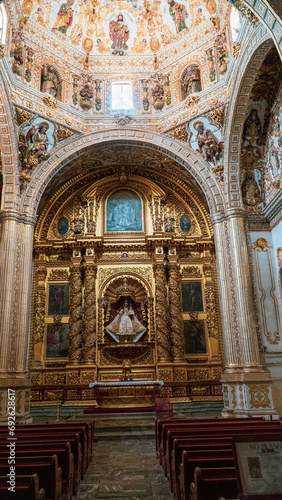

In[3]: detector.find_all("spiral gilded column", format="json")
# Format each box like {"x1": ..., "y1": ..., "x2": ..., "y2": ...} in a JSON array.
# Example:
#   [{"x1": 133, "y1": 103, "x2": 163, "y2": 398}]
[
  {"x1": 168, "y1": 264, "x2": 185, "y2": 362},
  {"x1": 82, "y1": 265, "x2": 97, "y2": 364},
  {"x1": 153, "y1": 263, "x2": 171, "y2": 362},
  {"x1": 68, "y1": 263, "x2": 83, "y2": 364}
]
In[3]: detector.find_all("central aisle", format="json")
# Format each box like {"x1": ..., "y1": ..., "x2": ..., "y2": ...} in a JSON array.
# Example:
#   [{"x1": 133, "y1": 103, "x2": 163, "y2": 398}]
[{"x1": 76, "y1": 437, "x2": 173, "y2": 499}]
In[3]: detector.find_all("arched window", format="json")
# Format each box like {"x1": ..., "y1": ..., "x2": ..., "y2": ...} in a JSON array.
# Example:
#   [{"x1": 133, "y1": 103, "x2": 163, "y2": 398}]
[
  {"x1": 230, "y1": 6, "x2": 241, "y2": 43},
  {"x1": 112, "y1": 82, "x2": 133, "y2": 110},
  {"x1": 0, "y1": 4, "x2": 8, "y2": 44}
]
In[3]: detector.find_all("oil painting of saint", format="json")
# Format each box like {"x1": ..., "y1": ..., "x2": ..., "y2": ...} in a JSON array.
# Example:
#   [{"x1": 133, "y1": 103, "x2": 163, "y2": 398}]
[
  {"x1": 48, "y1": 284, "x2": 69, "y2": 316},
  {"x1": 52, "y1": 0, "x2": 75, "y2": 35},
  {"x1": 107, "y1": 189, "x2": 143, "y2": 232},
  {"x1": 46, "y1": 324, "x2": 69, "y2": 358},
  {"x1": 182, "y1": 281, "x2": 203, "y2": 312},
  {"x1": 184, "y1": 321, "x2": 207, "y2": 354},
  {"x1": 109, "y1": 14, "x2": 130, "y2": 55},
  {"x1": 106, "y1": 300, "x2": 146, "y2": 342}
]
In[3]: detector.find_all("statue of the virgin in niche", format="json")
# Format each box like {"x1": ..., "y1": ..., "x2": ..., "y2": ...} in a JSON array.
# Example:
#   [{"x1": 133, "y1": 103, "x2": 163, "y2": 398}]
[{"x1": 106, "y1": 301, "x2": 146, "y2": 342}]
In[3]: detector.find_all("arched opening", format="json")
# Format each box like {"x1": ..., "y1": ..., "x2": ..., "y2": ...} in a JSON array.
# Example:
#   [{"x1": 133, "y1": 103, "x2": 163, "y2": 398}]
[{"x1": 29, "y1": 141, "x2": 224, "y2": 406}]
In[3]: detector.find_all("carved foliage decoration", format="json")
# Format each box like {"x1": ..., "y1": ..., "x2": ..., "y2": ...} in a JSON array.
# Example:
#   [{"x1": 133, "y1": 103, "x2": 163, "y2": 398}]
[
  {"x1": 15, "y1": 107, "x2": 32, "y2": 125},
  {"x1": 205, "y1": 286, "x2": 219, "y2": 339},
  {"x1": 48, "y1": 269, "x2": 70, "y2": 281},
  {"x1": 182, "y1": 266, "x2": 202, "y2": 278},
  {"x1": 249, "y1": 385, "x2": 271, "y2": 409},
  {"x1": 167, "y1": 124, "x2": 188, "y2": 143},
  {"x1": 57, "y1": 126, "x2": 74, "y2": 142}
]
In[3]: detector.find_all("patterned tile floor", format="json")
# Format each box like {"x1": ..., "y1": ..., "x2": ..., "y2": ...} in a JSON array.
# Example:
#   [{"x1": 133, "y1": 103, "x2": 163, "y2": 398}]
[{"x1": 76, "y1": 437, "x2": 174, "y2": 500}]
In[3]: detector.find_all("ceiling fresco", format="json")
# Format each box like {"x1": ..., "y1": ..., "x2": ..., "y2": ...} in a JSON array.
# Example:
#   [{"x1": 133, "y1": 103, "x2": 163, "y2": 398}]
[{"x1": 21, "y1": 0, "x2": 224, "y2": 55}]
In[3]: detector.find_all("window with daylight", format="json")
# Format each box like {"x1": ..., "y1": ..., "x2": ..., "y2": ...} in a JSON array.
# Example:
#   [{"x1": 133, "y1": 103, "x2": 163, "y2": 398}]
[
  {"x1": 0, "y1": 4, "x2": 7, "y2": 44},
  {"x1": 112, "y1": 81, "x2": 133, "y2": 110},
  {"x1": 230, "y1": 6, "x2": 241, "y2": 42}
]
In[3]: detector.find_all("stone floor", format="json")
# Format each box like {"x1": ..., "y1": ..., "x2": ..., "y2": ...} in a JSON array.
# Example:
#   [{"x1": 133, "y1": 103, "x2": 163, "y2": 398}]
[{"x1": 76, "y1": 437, "x2": 173, "y2": 500}]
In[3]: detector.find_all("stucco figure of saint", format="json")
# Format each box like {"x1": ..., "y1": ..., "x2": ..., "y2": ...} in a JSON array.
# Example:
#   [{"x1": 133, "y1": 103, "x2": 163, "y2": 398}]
[
  {"x1": 194, "y1": 121, "x2": 224, "y2": 166},
  {"x1": 241, "y1": 171, "x2": 261, "y2": 203},
  {"x1": 109, "y1": 14, "x2": 130, "y2": 55},
  {"x1": 106, "y1": 301, "x2": 146, "y2": 340},
  {"x1": 52, "y1": 0, "x2": 75, "y2": 35},
  {"x1": 19, "y1": 121, "x2": 50, "y2": 170},
  {"x1": 41, "y1": 65, "x2": 60, "y2": 98},
  {"x1": 243, "y1": 109, "x2": 262, "y2": 140},
  {"x1": 182, "y1": 64, "x2": 201, "y2": 99}
]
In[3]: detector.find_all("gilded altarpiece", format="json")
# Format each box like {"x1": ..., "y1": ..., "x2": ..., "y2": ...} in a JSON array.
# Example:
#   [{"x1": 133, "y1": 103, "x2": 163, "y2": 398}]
[{"x1": 30, "y1": 166, "x2": 223, "y2": 406}]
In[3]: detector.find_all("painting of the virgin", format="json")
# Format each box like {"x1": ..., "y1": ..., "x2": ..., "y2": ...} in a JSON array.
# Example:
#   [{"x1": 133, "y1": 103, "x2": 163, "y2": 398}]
[{"x1": 106, "y1": 189, "x2": 143, "y2": 232}]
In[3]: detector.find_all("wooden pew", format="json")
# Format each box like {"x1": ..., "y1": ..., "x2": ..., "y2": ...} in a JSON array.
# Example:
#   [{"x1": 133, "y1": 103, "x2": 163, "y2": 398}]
[
  {"x1": 0, "y1": 474, "x2": 45, "y2": 500},
  {"x1": 0, "y1": 434, "x2": 81, "y2": 493},
  {"x1": 0, "y1": 427, "x2": 88, "y2": 477},
  {"x1": 167, "y1": 422, "x2": 282, "y2": 488},
  {"x1": 171, "y1": 445, "x2": 233, "y2": 496},
  {"x1": 0, "y1": 443, "x2": 73, "y2": 498},
  {"x1": 0, "y1": 455, "x2": 62, "y2": 500},
  {"x1": 164, "y1": 422, "x2": 282, "y2": 476},
  {"x1": 188, "y1": 467, "x2": 238, "y2": 500},
  {"x1": 160, "y1": 420, "x2": 281, "y2": 468},
  {"x1": 10, "y1": 422, "x2": 94, "y2": 464},
  {"x1": 155, "y1": 416, "x2": 265, "y2": 458}
]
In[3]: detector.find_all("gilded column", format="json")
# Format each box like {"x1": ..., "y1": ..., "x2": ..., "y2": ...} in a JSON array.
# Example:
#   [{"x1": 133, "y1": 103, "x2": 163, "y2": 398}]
[
  {"x1": 168, "y1": 264, "x2": 185, "y2": 362},
  {"x1": 153, "y1": 263, "x2": 171, "y2": 362},
  {"x1": 82, "y1": 257, "x2": 97, "y2": 364},
  {"x1": 68, "y1": 255, "x2": 83, "y2": 364}
]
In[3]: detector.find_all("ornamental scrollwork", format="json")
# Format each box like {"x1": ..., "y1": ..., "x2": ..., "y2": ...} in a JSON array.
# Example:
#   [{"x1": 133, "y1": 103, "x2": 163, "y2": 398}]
[{"x1": 249, "y1": 385, "x2": 271, "y2": 409}]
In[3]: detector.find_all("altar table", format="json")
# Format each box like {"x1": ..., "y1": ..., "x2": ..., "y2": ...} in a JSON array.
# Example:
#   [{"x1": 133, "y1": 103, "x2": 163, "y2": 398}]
[{"x1": 89, "y1": 380, "x2": 164, "y2": 407}]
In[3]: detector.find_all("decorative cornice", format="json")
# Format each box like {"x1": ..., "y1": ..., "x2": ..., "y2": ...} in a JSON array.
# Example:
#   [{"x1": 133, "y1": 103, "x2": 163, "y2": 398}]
[{"x1": 0, "y1": 210, "x2": 37, "y2": 226}]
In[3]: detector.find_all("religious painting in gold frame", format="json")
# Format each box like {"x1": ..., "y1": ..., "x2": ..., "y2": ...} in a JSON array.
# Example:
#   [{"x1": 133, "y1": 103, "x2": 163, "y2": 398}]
[{"x1": 105, "y1": 188, "x2": 144, "y2": 233}]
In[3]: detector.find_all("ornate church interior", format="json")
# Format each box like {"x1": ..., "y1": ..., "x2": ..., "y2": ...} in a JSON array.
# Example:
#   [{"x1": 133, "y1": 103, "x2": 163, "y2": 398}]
[{"x1": 0, "y1": 0, "x2": 282, "y2": 498}]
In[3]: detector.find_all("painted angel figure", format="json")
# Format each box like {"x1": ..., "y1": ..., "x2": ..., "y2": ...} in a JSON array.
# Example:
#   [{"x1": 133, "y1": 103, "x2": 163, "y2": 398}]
[
  {"x1": 109, "y1": 14, "x2": 130, "y2": 55},
  {"x1": 52, "y1": 0, "x2": 75, "y2": 35}
]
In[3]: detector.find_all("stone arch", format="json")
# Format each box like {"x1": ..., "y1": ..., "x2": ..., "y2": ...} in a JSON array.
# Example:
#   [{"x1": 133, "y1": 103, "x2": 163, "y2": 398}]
[
  {"x1": 0, "y1": 70, "x2": 20, "y2": 211},
  {"x1": 19, "y1": 129, "x2": 226, "y2": 216},
  {"x1": 241, "y1": 0, "x2": 282, "y2": 59},
  {"x1": 224, "y1": 24, "x2": 273, "y2": 206}
]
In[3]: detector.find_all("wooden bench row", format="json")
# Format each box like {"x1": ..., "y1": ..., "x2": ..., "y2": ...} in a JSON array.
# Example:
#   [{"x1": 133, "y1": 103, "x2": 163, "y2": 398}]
[
  {"x1": 156, "y1": 416, "x2": 282, "y2": 500},
  {"x1": 0, "y1": 421, "x2": 94, "y2": 500},
  {"x1": 0, "y1": 474, "x2": 45, "y2": 500}
]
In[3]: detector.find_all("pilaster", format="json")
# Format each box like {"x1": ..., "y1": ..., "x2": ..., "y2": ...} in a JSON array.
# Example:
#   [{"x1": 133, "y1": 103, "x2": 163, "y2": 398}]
[
  {"x1": 211, "y1": 209, "x2": 279, "y2": 418},
  {"x1": 0, "y1": 210, "x2": 36, "y2": 423}
]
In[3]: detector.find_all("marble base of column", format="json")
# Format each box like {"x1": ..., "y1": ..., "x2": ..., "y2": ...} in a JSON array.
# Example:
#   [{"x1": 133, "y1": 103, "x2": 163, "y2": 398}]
[
  {"x1": 0, "y1": 377, "x2": 32, "y2": 424},
  {"x1": 221, "y1": 370, "x2": 279, "y2": 419}
]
